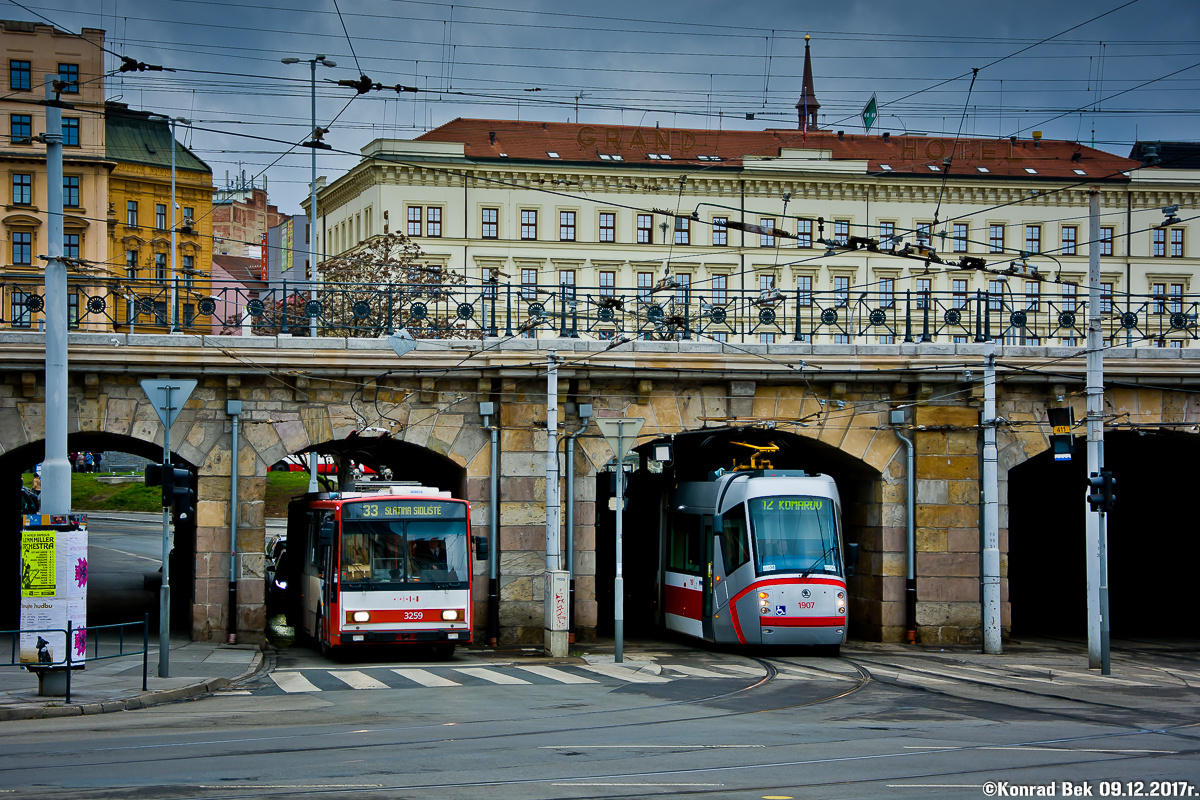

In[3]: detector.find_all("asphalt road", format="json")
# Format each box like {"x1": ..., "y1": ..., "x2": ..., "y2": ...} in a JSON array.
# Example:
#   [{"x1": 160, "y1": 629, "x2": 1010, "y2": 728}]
[
  {"x1": 86, "y1": 514, "x2": 164, "y2": 627},
  {"x1": 0, "y1": 643, "x2": 1197, "y2": 800}
]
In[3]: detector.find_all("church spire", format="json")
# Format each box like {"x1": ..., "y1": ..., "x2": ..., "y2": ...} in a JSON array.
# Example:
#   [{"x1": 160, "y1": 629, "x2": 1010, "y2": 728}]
[{"x1": 796, "y1": 33, "x2": 820, "y2": 132}]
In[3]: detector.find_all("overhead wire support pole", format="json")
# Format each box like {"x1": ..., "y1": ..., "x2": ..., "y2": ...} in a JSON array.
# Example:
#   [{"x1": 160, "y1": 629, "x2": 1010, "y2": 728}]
[
  {"x1": 1085, "y1": 187, "x2": 1108, "y2": 673},
  {"x1": 981, "y1": 339, "x2": 1001, "y2": 654}
]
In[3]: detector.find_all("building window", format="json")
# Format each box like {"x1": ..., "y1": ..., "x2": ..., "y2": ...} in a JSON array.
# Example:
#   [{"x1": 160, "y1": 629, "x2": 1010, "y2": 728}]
[
  {"x1": 878, "y1": 221, "x2": 895, "y2": 247},
  {"x1": 481, "y1": 208, "x2": 498, "y2": 239},
  {"x1": 521, "y1": 210, "x2": 537, "y2": 240},
  {"x1": 989, "y1": 225, "x2": 1004, "y2": 253},
  {"x1": 60, "y1": 176, "x2": 79, "y2": 208},
  {"x1": 1025, "y1": 281, "x2": 1040, "y2": 311},
  {"x1": 1061, "y1": 226, "x2": 1077, "y2": 256},
  {"x1": 1061, "y1": 282, "x2": 1077, "y2": 312},
  {"x1": 12, "y1": 291, "x2": 31, "y2": 328},
  {"x1": 68, "y1": 292, "x2": 79, "y2": 329},
  {"x1": 64, "y1": 233, "x2": 80, "y2": 259},
  {"x1": 407, "y1": 207, "x2": 421, "y2": 236},
  {"x1": 155, "y1": 252, "x2": 167, "y2": 283},
  {"x1": 12, "y1": 231, "x2": 32, "y2": 265},
  {"x1": 1152, "y1": 283, "x2": 1169, "y2": 314},
  {"x1": 521, "y1": 268, "x2": 537, "y2": 300},
  {"x1": 953, "y1": 223, "x2": 969, "y2": 253},
  {"x1": 834, "y1": 334, "x2": 850, "y2": 344},
  {"x1": 915, "y1": 277, "x2": 932, "y2": 308},
  {"x1": 760, "y1": 333, "x2": 776, "y2": 344},
  {"x1": 834, "y1": 276, "x2": 850, "y2": 307},
  {"x1": 674, "y1": 216, "x2": 689, "y2": 245},
  {"x1": 1025, "y1": 225, "x2": 1041, "y2": 253},
  {"x1": 988, "y1": 280, "x2": 1004, "y2": 311},
  {"x1": 559, "y1": 211, "x2": 576, "y2": 242},
  {"x1": 760, "y1": 218, "x2": 775, "y2": 247},
  {"x1": 797, "y1": 275, "x2": 812, "y2": 306},
  {"x1": 916, "y1": 222, "x2": 932, "y2": 247},
  {"x1": 183, "y1": 207, "x2": 194, "y2": 225},
  {"x1": 12, "y1": 173, "x2": 31, "y2": 205},
  {"x1": 559, "y1": 269, "x2": 576, "y2": 299},
  {"x1": 599, "y1": 213, "x2": 615, "y2": 243},
  {"x1": 797, "y1": 219, "x2": 812, "y2": 248},
  {"x1": 636, "y1": 271, "x2": 653, "y2": 299},
  {"x1": 182, "y1": 255, "x2": 195, "y2": 288},
  {"x1": 1099, "y1": 226, "x2": 1113, "y2": 256},
  {"x1": 9, "y1": 60, "x2": 31, "y2": 91},
  {"x1": 675, "y1": 273, "x2": 691, "y2": 305},
  {"x1": 953, "y1": 278, "x2": 969, "y2": 308},
  {"x1": 156, "y1": 203, "x2": 167, "y2": 230},
  {"x1": 833, "y1": 220, "x2": 850, "y2": 246},
  {"x1": 10, "y1": 114, "x2": 32, "y2": 144},
  {"x1": 712, "y1": 274, "x2": 728, "y2": 305},
  {"x1": 125, "y1": 250, "x2": 138, "y2": 278},
  {"x1": 1153, "y1": 228, "x2": 1166, "y2": 257},
  {"x1": 712, "y1": 217, "x2": 727, "y2": 246},
  {"x1": 62, "y1": 117, "x2": 80, "y2": 146},
  {"x1": 599, "y1": 270, "x2": 615, "y2": 297},
  {"x1": 637, "y1": 214, "x2": 653, "y2": 244},
  {"x1": 182, "y1": 303, "x2": 195, "y2": 328},
  {"x1": 127, "y1": 201, "x2": 138, "y2": 227},
  {"x1": 712, "y1": 332, "x2": 728, "y2": 343},
  {"x1": 879, "y1": 277, "x2": 895, "y2": 308},
  {"x1": 426, "y1": 207, "x2": 442, "y2": 238},
  {"x1": 1170, "y1": 282, "x2": 1184, "y2": 313},
  {"x1": 57, "y1": 63, "x2": 79, "y2": 93},
  {"x1": 1101, "y1": 282, "x2": 1114, "y2": 314},
  {"x1": 1170, "y1": 228, "x2": 1184, "y2": 257}
]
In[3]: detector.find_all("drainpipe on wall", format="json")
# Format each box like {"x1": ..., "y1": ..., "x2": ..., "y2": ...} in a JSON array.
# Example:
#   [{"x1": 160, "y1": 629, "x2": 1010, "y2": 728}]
[
  {"x1": 891, "y1": 409, "x2": 917, "y2": 644},
  {"x1": 481, "y1": 401, "x2": 500, "y2": 647},
  {"x1": 563, "y1": 403, "x2": 592, "y2": 644},
  {"x1": 227, "y1": 400, "x2": 242, "y2": 645}
]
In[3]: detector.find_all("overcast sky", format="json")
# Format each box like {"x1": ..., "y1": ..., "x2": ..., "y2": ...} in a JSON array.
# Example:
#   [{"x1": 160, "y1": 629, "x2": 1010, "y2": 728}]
[{"x1": 18, "y1": 0, "x2": 1200, "y2": 213}]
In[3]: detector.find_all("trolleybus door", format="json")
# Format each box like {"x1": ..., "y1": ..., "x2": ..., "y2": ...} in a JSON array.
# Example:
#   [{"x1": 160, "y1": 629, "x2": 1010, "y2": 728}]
[{"x1": 318, "y1": 513, "x2": 336, "y2": 644}]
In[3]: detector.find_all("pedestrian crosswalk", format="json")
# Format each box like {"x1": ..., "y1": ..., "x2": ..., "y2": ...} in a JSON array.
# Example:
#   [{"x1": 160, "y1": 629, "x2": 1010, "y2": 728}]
[{"x1": 261, "y1": 660, "x2": 784, "y2": 695}]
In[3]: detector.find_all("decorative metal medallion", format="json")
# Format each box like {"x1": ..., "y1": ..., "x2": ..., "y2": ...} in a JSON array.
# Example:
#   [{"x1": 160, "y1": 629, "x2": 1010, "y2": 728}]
[
  {"x1": 647, "y1": 304, "x2": 664, "y2": 322},
  {"x1": 1120, "y1": 311, "x2": 1138, "y2": 329},
  {"x1": 137, "y1": 297, "x2": 156, "y2": 316},
  {"x1": 710, "y1": 306, "x2": 727, "y2": 324},
  {"x1": 944, "y1": 308, "x2": 962, "y2": 325},
  {"x1": 26, "y1": 294, "x2": 44, "y2": 312},
  {"x1": 1010, "y1": 310, "x2": 1028, "y2": 327},
  {"x1": 1058, "y1": 311, "x2": 1076, "y2": 328},
  {"x1": 597, "y1": 307, "x2": 615, "y2": 323},
  {"x1": 869, "y1": 309, "x2": 887, "y2": 326},
  {"x1": 85, "y1": 296, "x2": 107, "y2": 314},
  {"x1": 456, "y1": 302, "x2": 474, "y2": 320},
  {"x1": 1170, "y1": 311, "x2": 1187, "y2": 329},
  {"x1": 197, "y1": 296, "x2": 217, "y2": 316},
  {"x1": 247, "y1": 298, "x2": 266, "y2": 318},
  {"x1": 352, "y1": 300, "x2": 371, "y2": 319},
  {"x1": 305, "y1": 300, "x2": 322, "y2": 318},
  {"x1": 820, "y1": 308, "x2": 839, "y2": 325},
  {"x1": 758, "y1": 308, "x2": 776, "y2": 325},
  {"x1": 528, "y1": 302, "x2": 544, "y2": 318},
  {"x1": 409, "y1": 302, "x2": 428, "y2": 321}
]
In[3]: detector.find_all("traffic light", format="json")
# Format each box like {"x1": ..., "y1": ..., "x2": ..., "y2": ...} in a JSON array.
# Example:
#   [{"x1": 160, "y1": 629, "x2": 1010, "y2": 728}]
[
  {"x1": 144, "y1": 462, "x2": 170, "y2": 507},
  {"x1": 169, "y1": 467, "x2": 196, "y2": 521},
  {"x1": 1047, "y1": 407, "x2": 1074, "y2": 462},
  {"x1": 1087, "y1": 469, "x2": 1116, "y2": 513}
]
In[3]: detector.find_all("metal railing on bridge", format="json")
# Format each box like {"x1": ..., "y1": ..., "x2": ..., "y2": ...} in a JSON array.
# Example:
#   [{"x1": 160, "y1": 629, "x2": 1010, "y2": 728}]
[{"x1": 2, "y1": 275, "x2": 1197, "y2": 346}]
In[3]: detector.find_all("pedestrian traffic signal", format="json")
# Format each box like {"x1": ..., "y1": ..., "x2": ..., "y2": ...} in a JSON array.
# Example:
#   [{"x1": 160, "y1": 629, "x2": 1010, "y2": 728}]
[
  {"x1": 169, "y1": 467, "x2": 196, "y2": 521},
  {"x1": 1086, "y1": 469, "x2": 1116, "y2": 513},
  {"x1": 1047, "y1": 407, "x2": 1074, "y2": 462}
]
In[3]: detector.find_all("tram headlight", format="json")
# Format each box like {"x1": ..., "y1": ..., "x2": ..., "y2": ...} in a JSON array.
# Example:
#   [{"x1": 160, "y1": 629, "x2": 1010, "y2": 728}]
[
  {"x1": 442, "y1": 609, "x2": 461, "y2": 621},
  {"x1": 758, "y1": 592, "x2": 770, "y2": 599},
  {"x1": 837, "y1": 592, "x2": 845, "y2": 600},
  {"x1": 760, "y1": 605, "x2": 770, "y2": 615},
  {"x1": 352, "y1": 611, "x2": 371, "y2": 623}
]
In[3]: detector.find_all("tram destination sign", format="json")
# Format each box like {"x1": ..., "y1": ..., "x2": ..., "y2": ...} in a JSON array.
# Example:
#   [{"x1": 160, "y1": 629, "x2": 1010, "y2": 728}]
[{"x1": 343, "y1": 500, "x2": 466, "y2": 520}]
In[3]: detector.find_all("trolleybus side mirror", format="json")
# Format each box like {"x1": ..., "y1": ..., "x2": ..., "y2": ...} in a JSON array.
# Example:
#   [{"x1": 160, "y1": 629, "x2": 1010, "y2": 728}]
[
  {"x1": 472, "y1": 535, "x2": 489, "y2": 561},
  {"x1": 845, "y1": 542, "x2": 860, "y2": 577},
  {"x1": 318, "y1": 516, "x2": 335, "y2": 547}
]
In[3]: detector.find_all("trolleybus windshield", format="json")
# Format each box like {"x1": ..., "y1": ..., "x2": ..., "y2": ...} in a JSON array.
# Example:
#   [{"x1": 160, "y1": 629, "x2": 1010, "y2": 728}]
[
  {"x1": 340, "y1": 518, "x2": 469, "y2": 588},
  {"x1": 748, "y1": 496, "x2": 839, "y2": 577}
]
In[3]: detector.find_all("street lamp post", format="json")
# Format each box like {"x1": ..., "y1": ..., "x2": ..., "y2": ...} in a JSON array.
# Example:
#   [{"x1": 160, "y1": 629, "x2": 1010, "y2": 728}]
[{"x1": 282, "y1": 55, "x2": 336, "y2": 493}]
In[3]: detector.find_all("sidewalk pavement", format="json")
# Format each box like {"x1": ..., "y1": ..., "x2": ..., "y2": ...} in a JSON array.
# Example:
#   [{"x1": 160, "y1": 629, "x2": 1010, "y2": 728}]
[{"x1": 0, "y1": 633, "x2": 263, "y2": 721}]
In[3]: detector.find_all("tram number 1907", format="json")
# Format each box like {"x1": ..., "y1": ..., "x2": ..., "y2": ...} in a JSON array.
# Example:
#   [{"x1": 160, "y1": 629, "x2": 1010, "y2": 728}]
[{"x1": 798, "y1": 601, "x2": 815, "y2": 610}]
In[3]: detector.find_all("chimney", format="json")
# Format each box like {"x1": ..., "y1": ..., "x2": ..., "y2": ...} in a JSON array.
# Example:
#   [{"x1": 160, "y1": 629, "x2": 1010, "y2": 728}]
[
  {"x1": 883, "y1": 132, "x2": 890, "y2": 143},
  {"x1": 489, "y1": 131, "x2": 496, "y2": 145}
]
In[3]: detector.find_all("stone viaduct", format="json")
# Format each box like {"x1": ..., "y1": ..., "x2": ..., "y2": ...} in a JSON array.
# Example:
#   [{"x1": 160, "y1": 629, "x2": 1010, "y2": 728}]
[{"x1": 2, "y1": 330, "x2": 1198, "y2": 646}]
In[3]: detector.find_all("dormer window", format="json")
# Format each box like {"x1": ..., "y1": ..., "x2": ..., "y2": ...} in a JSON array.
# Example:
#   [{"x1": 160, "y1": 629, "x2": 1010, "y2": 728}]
[
  {"x1": 598, "y1": 153, "x2": 624, "y2": 162},
  {"x1": 696, "y1": 155, "x2": 724, "y2": 162},
  {"x1": 647, "y1": 153, "x2": 671, "y2": 160}
]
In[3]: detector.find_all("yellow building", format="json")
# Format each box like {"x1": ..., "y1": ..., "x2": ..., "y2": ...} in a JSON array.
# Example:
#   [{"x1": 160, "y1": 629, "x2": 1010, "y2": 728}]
[
  {"x1": 1, "y1": 20, "x2": 108, "y2": 329},
  {"x1": 105, "y1": 102, "x2": 213, "y2": 331}
]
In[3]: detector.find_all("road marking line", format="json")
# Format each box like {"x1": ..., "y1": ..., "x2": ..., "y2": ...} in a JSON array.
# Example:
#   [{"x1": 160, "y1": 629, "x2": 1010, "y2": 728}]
[
  {"x1": 390, "y1": 668, "x2": 460, "y2": 687},
  {"x1": 578, "y1": 663, "x2": 671, "y2": 683},
  {"x1": 715, "y1": 664, "x2": 766, "y2": 676},
  {"x1": 516, "y1": 665, "x2": 598, "y2": 684},
  {"x1": 663, "y1": 664, "x2": 736, "y2": 678},
  {"x1": 453, "y1": 667, "x2": 531, "y2": 685},
  {"x1": 552, "y1": 783, "x2": 724, "y2": 787},
  {"x1": 330, "y1": 670, "x2": 389, "y2": 690},
  {"x1": 904, "y1": 746, "x2": 1177, "y2": 753},
  {"x1": 91, "y1": 545, "x2": 159, "y2": 562},
  {"x1": 269, "y1": 672, "x2": 320, "y2": 693},
  {"x1": 540, "y1": 745, "x2": 763, "y2": 749}
]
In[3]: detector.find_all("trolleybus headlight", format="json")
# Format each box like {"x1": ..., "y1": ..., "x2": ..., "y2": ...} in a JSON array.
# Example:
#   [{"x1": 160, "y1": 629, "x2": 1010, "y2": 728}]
[
  {"x1": 352, "y1": 611, "x2": 371, "y2": 623},
  {"x1": 442, "y1": 609, "x2": 461, "y2": 621}
]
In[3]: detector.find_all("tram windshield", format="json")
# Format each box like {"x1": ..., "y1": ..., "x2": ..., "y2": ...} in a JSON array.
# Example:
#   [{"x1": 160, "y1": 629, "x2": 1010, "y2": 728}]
[
  {"x1": 748, "y1": 496, "x2": 840, "y2": 576},
  {"x1": 340, "y1": 519, "x2": 469, "y2": 587}
]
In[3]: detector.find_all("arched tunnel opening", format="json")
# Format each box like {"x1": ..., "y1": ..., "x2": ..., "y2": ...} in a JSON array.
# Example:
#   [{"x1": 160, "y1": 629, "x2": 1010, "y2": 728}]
[
  {"x1": 0, "y1": 433, "x2": 196, "y2": 632},
  {"x1": 1008, "y1": 430, "x2": 1200, "y2": 642},
  {"x1": 593, "y1": 426, "x2": 882, "y2": 641},
  {"x1": 296, "y1": 433, "x2": 468, "y2": 500}
]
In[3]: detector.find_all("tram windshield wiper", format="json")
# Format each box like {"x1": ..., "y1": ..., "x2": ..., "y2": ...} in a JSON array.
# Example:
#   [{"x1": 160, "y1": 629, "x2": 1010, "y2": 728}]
[{"x1": 797, "y1": 543, "x2": 837, "y2": 580}]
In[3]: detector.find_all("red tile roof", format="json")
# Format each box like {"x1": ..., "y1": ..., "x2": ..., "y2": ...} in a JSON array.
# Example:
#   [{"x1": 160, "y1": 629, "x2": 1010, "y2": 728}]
[{"x1": 416, "y1": 118, "x2": 1137, "y2": 181}]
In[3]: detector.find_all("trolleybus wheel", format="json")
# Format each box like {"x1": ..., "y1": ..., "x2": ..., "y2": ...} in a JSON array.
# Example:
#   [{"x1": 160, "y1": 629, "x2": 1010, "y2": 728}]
[{"x1": 431, "y1": 643, "x2": 455, "y2": 660}]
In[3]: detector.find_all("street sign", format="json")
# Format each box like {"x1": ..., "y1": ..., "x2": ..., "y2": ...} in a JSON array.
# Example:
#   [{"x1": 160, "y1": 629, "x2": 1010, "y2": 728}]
[
  {"x1": 388, "y1": 328, "x2": 417, "y2": 358},
  {"x1": 140, "y1": 379, "x2": 198, "y2": 430},
  {"x1": 861, "y1": 93, "x2": 878, "y2": 134},
  {"x1": 595, "y1": 418, "x2": 644, "y2": 459}
]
